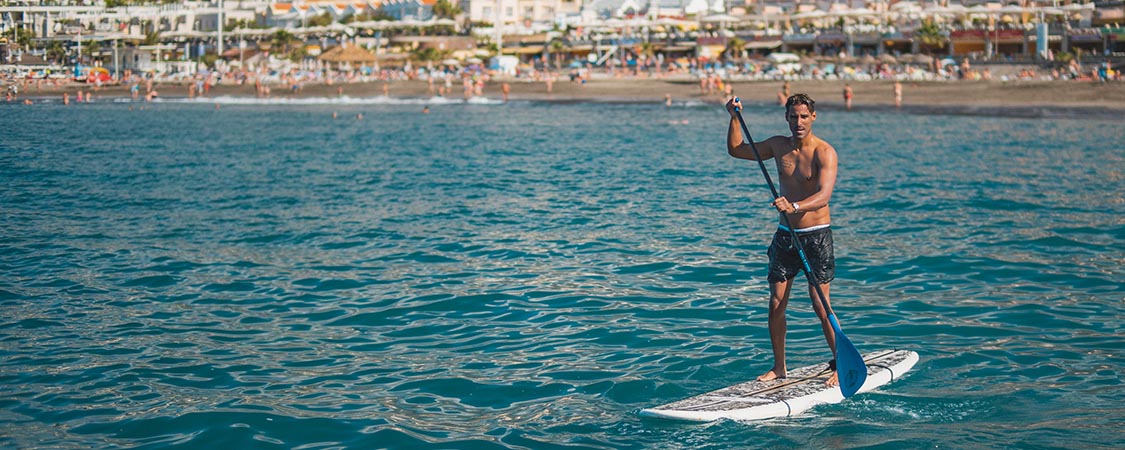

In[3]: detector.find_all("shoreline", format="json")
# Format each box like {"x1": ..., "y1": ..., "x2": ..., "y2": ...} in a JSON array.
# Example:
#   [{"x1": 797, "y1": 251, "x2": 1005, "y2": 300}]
[{"x1": 12, "y1": 77, "x2": 1125, "y2": 118}]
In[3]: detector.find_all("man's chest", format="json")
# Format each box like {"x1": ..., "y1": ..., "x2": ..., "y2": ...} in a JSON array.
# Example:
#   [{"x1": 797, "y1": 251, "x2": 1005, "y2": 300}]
[{"x1": 776, "y1": 151, "x2": 817, "y2": 182}]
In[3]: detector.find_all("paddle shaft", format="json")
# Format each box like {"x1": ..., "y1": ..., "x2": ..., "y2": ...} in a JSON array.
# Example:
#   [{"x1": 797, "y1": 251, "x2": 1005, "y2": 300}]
[{"x1": 731, "y1": 107, "x2": 835, "y2": 319}]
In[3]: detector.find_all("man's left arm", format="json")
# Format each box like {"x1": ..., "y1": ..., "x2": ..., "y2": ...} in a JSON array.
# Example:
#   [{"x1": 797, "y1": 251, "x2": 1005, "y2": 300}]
[{"x1": 793, "y1": 145, "x2": 839, "y2": 213}]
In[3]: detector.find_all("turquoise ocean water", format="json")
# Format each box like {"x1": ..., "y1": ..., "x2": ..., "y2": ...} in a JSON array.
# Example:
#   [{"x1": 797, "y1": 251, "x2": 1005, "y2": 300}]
[{"x1": 1, "y1": 97, "x2": 1122, "y2": 449}]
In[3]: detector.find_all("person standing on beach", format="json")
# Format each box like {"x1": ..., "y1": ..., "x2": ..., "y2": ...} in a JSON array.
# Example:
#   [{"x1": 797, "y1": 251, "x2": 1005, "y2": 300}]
[
  {"x1": 843, "y1": 84, "x2": 853, "y2": 110},
  {"x1": 894, "y1": 81, "x2": 902, "y2": 108},
  {"x1": 724, "y1": 93, "x2": 842, "y2": 387}
]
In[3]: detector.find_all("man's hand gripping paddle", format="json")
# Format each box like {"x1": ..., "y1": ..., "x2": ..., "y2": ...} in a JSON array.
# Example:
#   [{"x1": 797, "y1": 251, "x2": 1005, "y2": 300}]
[{"x1": 732, "y1": 97, "x2": 867, "y2": 397}]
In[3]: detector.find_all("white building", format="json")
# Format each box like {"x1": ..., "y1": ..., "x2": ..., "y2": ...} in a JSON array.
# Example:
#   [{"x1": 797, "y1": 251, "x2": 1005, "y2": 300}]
[
  {"x1": 379, "y1": 0, "x2": 438, "y2": 21},
  {"x1": 463, "y1": 0, "x2": 585, "y2": 29}
]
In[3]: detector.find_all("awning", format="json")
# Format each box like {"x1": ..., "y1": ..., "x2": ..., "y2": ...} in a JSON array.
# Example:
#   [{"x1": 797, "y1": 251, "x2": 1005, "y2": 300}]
[
  {"x1": 507, "y1": 46, "x2": 545, "y2": 55},
  {"x1": 660, "y1": 45, "x2": 697, "y2": 52},
  {"x1": 744, "y1": 40, "x2": 782, "y2": 49}
]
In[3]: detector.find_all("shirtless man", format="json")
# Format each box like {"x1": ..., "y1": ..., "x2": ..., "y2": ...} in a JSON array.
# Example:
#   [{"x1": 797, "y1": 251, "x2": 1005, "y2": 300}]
[{"x1": 725, "y1": 93, "x2": 841, "y2": 387}]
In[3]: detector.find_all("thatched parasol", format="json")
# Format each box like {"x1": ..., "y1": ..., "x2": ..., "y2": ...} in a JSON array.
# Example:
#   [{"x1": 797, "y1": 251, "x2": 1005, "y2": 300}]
[
  {"x1": 318, "y1": 44, "x2": 377, "y2": 66},
  {"x1": 909, "y1": 54, "x2": 934, "y2": 65}
]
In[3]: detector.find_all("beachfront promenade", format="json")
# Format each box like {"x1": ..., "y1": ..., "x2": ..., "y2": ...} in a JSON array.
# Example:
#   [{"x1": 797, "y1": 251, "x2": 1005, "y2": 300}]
[
  {"x1": 3, "y1": 0, "x2": 1123, "y2": 78},
  {"x1": 2, "y1": 1, "x2": 1122, "y2": 110}
]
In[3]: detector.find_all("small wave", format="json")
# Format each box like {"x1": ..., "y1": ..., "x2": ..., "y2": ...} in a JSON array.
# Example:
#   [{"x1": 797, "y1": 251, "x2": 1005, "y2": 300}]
[{"x1": 162, "y1": 95, "x2": 504, "y2": 106}]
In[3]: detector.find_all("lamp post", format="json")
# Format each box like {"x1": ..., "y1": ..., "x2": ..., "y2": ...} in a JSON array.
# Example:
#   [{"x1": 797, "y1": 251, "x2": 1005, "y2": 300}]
[
  {"x1": 217, "y1": 0, "x2": 224, "y2": 57},
  {"x1": 495, "y1": 0, "x2": 503, "y2": 58}
]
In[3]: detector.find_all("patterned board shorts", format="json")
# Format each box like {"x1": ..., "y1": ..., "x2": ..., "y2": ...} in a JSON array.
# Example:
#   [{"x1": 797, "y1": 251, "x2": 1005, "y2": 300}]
[{"x1": 767, "y1": 226, "x2": 835, "y2": 284}]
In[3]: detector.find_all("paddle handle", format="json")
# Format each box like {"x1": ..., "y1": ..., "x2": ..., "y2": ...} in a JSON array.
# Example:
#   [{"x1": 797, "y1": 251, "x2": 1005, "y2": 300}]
[{"x1": 731, "y1": 100, "x2": 834, "y2": 319}]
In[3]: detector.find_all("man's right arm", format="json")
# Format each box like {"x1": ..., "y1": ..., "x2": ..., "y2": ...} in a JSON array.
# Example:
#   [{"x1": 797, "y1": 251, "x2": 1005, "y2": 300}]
[
  {"x1": 725, "y1": 98, "x2": 774, "y2": 161},
  {"x1": 727, "y1": 118, "x2": 775, "y2": 161}
]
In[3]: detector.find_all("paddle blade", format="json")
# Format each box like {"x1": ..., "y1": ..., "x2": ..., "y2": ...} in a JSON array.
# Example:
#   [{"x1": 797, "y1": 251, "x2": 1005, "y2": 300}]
[{"x1": 829, "y1": 315, "x2": 867, "y2": 398}]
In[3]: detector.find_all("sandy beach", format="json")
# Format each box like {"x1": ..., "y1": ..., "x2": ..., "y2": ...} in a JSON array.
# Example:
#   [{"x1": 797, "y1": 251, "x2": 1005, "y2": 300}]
[{"x1": 16, "y1": 76, "x2": 1125, "y2": 117}]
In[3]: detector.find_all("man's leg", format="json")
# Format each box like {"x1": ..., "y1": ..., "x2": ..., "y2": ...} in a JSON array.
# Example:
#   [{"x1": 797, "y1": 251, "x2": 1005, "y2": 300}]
[
  {"x1": 808, "y1": 282, "x2": 839, "y2": 386},
  {"x1": 758, "y1": 278, "x2": 793, "y2": 381}
]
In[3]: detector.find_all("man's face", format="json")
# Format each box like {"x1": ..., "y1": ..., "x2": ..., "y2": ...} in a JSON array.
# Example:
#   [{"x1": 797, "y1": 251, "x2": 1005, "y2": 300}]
[{"x1": 786, "y1": 104, "x2": 816, "y2": 139}]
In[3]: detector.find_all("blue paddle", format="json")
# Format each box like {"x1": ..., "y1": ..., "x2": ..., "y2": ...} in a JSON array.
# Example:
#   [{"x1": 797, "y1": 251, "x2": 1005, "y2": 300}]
[{"x1": 732, "y1": 98, "x2": 867, "y2": 398}]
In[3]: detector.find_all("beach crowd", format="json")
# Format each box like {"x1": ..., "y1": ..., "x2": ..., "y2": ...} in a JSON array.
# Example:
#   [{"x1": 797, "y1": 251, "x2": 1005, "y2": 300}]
[{"x1": 2, "y1": 51, "x2": 1119, "y2": 105}]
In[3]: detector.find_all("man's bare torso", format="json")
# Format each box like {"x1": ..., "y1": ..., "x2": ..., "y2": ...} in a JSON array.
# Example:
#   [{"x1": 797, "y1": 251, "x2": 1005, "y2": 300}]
[{"x1": 772, "y1": 136, "x2": 831, "y2": 229}]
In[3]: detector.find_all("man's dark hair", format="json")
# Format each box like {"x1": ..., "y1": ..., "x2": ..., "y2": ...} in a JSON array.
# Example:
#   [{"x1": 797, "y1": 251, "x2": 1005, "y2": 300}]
[{"x1": 785, "y1": 93, "x2": 816, "y2": 114}]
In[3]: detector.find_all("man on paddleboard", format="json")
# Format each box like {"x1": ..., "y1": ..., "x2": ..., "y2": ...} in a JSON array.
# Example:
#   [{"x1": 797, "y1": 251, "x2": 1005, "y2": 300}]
[{"x1": 725, "y1": 94, "x2": 841, "y2": 387}]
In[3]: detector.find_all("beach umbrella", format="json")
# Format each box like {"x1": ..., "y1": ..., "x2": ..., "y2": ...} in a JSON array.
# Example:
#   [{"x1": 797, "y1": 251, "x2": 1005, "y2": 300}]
[
  {"x1": 793, "y1": 10, "x2": 828, "y2": 20},
  {"x1": 891, "y1": 1, "x2": 922, "y2": 12},
  {"x1": 925, "y1": 4, "x2": 966, "y2": 16},
  {"x1": 860, "y1": 54, "x2": 876, "y2": 64},
  {"x1": 701, "y1": 14, "x2": 741, "y2": 23},
  {"x1": 1061, "y1": 3, "x2": 1094, "y2": 11},
  {"x1": 878, "y1": 53, "x2": 897, "y2": 64},
  {"x1": 967, "y1": 5, "x2": 992, "y2": 19},
  {"x1": 997, "y1": 5, "x2": 1032, "y2": 14},
  {"x1": 317, "y1": 44, "x2": 376, "y2": 65},
  {"x1": 767, "y1": 52, "x2": 801, "y2": 63},
  {"x1": 846, "y1": 7, "x2": 877, "y2": 17},
  {"x1": 910, "y1": 54, "x2": 933, "y2": 65}
]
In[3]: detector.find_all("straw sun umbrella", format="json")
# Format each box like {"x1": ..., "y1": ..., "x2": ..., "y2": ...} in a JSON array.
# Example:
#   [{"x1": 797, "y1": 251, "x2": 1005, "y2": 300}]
[{"x1": 318, "y1": 43, "x2": 377, "y2": 70}]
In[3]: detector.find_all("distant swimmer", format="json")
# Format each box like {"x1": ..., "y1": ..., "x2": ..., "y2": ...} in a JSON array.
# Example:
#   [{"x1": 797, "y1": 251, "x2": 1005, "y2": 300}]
[
  {"x1": 725, "y1": 93, "x2": 843, "y2": 388},
  {"x1": 422, "y1": 106, "x2": 430, "y2": 114},
  {"x1": 894, "y1": 81, "x2": 902, "y2": 108},
  {"x1": 665, "y1": 93, "x2": 672, "y2": 107}
]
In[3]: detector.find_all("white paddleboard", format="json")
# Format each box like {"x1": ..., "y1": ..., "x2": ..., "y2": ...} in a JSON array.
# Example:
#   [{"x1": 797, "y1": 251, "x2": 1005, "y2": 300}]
[{"x1": 639, "y1": 349, "x2": 918, "y2": 422}]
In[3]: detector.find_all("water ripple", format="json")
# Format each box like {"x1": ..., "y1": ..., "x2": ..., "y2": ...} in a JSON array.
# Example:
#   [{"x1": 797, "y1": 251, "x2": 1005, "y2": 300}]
[{"x1": 0, "y1": 102, "x2": 1122, "y2": 448}]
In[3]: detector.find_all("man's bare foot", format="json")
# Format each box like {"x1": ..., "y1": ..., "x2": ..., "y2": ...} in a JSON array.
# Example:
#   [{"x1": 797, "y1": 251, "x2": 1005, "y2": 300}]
[
  {"x1": 757, "y1": 368, "x2": 786, "y2": 382},
  {"x1": 826, "y1": 371, "x2": 839, "y2": 387}
]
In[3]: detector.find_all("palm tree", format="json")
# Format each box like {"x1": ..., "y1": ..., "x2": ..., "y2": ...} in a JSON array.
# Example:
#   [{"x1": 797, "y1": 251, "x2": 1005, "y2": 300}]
[
  {"x1": 46, "y1": 41, "x2": 67, "y2": 64},
  {"x1": 142, "y1": 30, "x2": 161, "y2": 46},
  {"x1": 411, "y1": 46, "x2": 451, "y2": 64},
  {"x1": 550, "y1": 39, "x2": 566, "y2": 69},
  {"x1": 272, "y1": 29, "x2": 297, "y2": 56},
  {"x1": 308, "y1": 13, "x2": 334, "y2": 27},
  {"x1": 82, "y1": 40, "x2": 103, "y2": 64},
  {"x1": 914, "y1": 19, "x2": 945, "y2": 55},
  {"x1": 432, "y1": 0, "x2": 462, "y2": 20},
  {"x1": 724, "y1": 37, "x2": 746, "y2": 61}
]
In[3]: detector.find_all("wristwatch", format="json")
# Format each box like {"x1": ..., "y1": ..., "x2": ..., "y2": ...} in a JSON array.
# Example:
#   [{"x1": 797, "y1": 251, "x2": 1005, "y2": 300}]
[{"x1": 792, "y1": 202, "x2": 800, "y2": 212}]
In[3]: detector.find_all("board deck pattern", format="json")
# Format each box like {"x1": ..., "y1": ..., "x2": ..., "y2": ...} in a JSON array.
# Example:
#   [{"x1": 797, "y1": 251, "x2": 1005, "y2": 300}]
[{"x1": 640, "y1": 349, "x2": 917, "y2": 422}]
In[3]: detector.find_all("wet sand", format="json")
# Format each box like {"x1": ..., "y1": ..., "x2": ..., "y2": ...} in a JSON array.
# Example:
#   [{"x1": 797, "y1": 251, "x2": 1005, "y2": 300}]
[{"x1": 17, "y1": 76, "x2": 1125, "y2": 117}]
